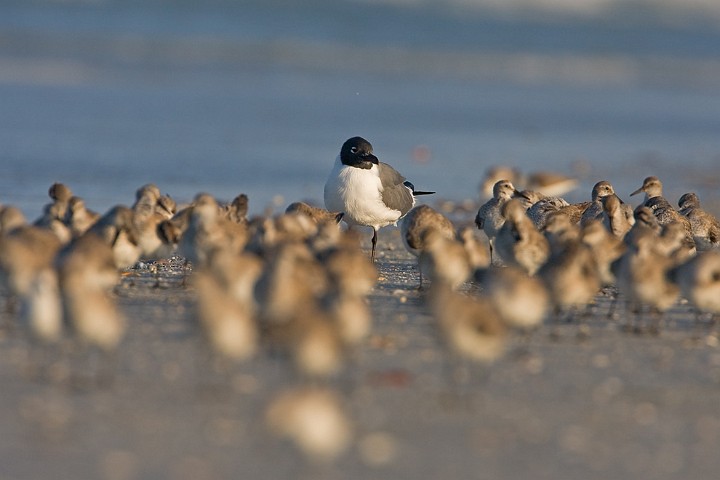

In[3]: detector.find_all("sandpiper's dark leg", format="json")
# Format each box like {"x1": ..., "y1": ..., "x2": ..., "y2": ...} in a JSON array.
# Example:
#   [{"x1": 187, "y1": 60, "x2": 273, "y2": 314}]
[{"x1": 370, "y1": 228, "x2": 378, "y2": 262}]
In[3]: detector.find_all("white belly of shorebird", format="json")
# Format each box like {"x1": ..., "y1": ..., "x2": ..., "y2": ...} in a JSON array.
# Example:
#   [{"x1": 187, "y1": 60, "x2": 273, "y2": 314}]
[{"x1": 325, "y1": 160, "x2": 403, "y2": 230}]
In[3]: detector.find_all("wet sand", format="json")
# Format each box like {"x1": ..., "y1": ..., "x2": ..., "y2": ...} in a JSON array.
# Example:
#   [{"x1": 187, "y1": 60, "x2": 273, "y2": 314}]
[{"x1": 2, "y1": 224, "x2": 720, "y2": 480}]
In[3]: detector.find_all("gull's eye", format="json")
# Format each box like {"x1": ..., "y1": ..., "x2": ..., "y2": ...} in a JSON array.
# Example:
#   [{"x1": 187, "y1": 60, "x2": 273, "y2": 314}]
[{"x1": 350, "y1": 146, "x2": 358, "y2": 154}]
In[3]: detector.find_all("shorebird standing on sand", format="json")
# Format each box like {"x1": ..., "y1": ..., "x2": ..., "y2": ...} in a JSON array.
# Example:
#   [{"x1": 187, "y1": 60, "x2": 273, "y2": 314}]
[
  {"x1": 475, "y1": 179, "x2": 519, "y2": 263},
  {"x1": 400, "y1": 205, "x2": 456, "y2": 286},
  {"x1": 265, "y1": 386, "x2": 353, "y2": 463},
  {"x1": 672, "y1": 251, "x2": 720, "y2": 322},
  {"x1": 475, "y1": 265, "x2": 549, "y2": 333},
  {"x1": 601, "y1": 194, "x2": 634, "y2": 238},
  {"x1": 678, "y1": 192, "x2": 720, "y2": 251},
  {"x1": 630, "y1": 176, "x2": 691, "y2": 231},
  {"x1": 0, "y1": 205, "x2": 26, "y2": 233},
  {"x1": 65, "y1": 196, "x2": 100, "y2": 238},
  {"x1": 34, "y1": 183, "x2": 73, "y2": 245},
  {"x1": 615, "y1": 229, "x2": 680, "y2": 334},
  {"x1": 56, "y1": 234, "x2": 126, "y2": 377},
  {"x1": 580, "y1": 181, "x2": 617, "y2": 226},
  {"x1": 324, "y1": 136, "x2": 434, "y2": 261},
  {"x1": 494, "y1": 198, "x2": 550, "y2": 276},
  {"x1": 418, "y1": 229, "x2": 472, "y2": 290}
]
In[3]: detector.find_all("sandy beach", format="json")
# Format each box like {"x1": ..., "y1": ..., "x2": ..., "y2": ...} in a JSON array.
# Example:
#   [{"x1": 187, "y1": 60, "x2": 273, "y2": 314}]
[
  {"x1": 2, "y1": 2, "x2": 720, "y2": 479},
  {"x1": 2, "y1": 218, "x2": 720, "y2": 480}
]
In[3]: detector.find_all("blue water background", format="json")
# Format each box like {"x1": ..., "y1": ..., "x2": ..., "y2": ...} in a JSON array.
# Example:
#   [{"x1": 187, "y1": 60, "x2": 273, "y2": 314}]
[{"x1": 2, "y1": 1, "x2": 720, "y2": 217}]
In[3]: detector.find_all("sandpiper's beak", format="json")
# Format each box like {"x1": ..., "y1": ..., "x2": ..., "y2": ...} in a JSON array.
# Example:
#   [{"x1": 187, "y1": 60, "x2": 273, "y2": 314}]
[
  {"x1": 629, "y1": 186, "x2": 644, "y2": 196},
  {"x1": 514, "y1": 190, "x2": 530, "y2": 200}
]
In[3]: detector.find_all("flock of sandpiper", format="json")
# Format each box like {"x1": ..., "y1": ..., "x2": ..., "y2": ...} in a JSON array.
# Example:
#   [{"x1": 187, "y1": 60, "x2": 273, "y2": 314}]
[{"x1": 1, "y1": 137, "x2": 720, "y2": 462}]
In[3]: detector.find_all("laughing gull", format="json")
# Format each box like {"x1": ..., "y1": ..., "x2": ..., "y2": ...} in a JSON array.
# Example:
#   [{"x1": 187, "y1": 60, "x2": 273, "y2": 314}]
[{"x1": 324, "y1": 136, "x2": 434, "y2": 261}]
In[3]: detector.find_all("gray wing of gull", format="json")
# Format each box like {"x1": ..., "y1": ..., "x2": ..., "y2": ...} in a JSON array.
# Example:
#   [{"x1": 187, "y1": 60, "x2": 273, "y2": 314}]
[{"x1": 378, "y1": 162, "x2": 414, "y2": 216}]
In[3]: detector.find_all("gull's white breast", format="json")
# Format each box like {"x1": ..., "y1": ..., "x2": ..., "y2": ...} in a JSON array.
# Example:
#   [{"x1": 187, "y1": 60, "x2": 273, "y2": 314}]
[{"x1": 324, "y1": 155, "x2": 402, "y2": 229}]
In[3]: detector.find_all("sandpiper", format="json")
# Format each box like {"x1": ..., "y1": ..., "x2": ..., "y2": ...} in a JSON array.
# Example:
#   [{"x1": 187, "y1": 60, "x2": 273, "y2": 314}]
[
  {"x1": 265, "y1": 386, "x2": 352, "y2": 463},
  {"x1": 130, "y1": 185, "x2": 179, "y2": 262},
  {"x1": 580, "y1": 181, "x2": 616, "y2": 226},
  {"x1": 678, "y1": 192, "x2": 720, "y2": 251},
  {"x1": 479, "y1": 166, "x2": 521, "y2": 199},
  {"x1": 672, "y1": 250, "x2": 720, "y2": 320},
  {"x1": 401, "y1": 205, "x2": 454, "y2": 257},
  {"x1": 178, "y1": 193, "x2": 248, "y2": 269},
  {"x1": 0, "y1": 205, "x2": 26, "y2": 233},
  {"x1": 580, "y1": 219, "x2": 626, "y2": 286},
  {"x1": 657, "y1": 220, "x2": 696, "y2": 264},
  {"x1": 274, "y1": 211, "x2": 323, "y2": 244},
  {"x1": 308, "y1": 219, "x2": 355, "y2": 256},
  {"x1": 34, "y1": 183, "x2": 75, "y2": 244},
  {"x1": 326, "y1": 292, "x2": 373, "y2": 348},
  {"x1": 254, "y1": 242, "x2": 329, "y2": 326},
  {"x1": 66, "y1": 196, "x2": 100, "y2": 238},
  {"x1": 428, "y1": 284, "x2": 507, "y2": 364},
  {"x1": 221, "y1": 193, "x2": 248, "y2": 225},
  {"x1": 418, "y1": 229, "x2": 472, "y2": 290},
  {"x1": 319, "y1": 236, "x2": 377, "y2": 345},
  {"x1": 290, "y1": 307, "x2": 346, "y2": 379},
  {"x1": 529, "y1": 196, "x2": 591, "y2": 230},
  {"x1": 475, "y1": 179, "x2": 519, "y2": 263},
  {"x1": 85, "y1": 205, "x2": 140, "y2": 269},
  {"x1": 644, "y1": 196, "x2": 696, "y2": 254},
  {"x1": 526, "y1": 196, "x2": 569, "y2": 230},
  {"x1": 457, "y1": 225, "x2": 491, "y2": 271},
  {"x1": 56, "y1": 234, "x2": 126, "y2": 353},
  {"x1": 324, "y1": 136, "x2": 433, "y2": 261},
  {"x1": 624, "y1": 206, "x2": 662, "y2": 248},
  {"x1": 600, "y1": 194, "x2": 634, "y2": 238},
  {"x1": 476, "y1": 265, "x2": 549, "y2": 332},
  {"x1": 47, "y1": 182, "x2": 74, "y2": 220},
  {"x1": 286, "y1": 201, "x2": 343, "y2": 226},
  {"x1": 644, "y1": 194, "x2": 690, "y2": 228},
  {"x1": 204, "y1": 248, "x2": 264, "y2": 310},
  {"x1": 156, "y1": 193, "x2": 177, "y2": 220},
  {"x1": 320, "y1": 241, "x2": 378, "y2": 299},
  {"x1": 542, "y1": 212, "x2": 581, "y2": 252},
  {"x1": 0, "y1": 225, "x2": 64, "y2": 373},
  {"x1": 615, "y1": 229, "x2": 680, "y2": 334},
  {"x1": 194, "y1": 270, "x2": 258, "y2": 362},
  {"x1": 34, "y1": 203, "x2": 72, "y2": 245},
  {"x1": 494, "y1": 199, "x2": 550, "y2": 276},
  {"x1": 401, "y1": 205, "x2": 455, "y2": 285},
  {"x1": 539, "y1": 224, "x2": 601, "y2": 319},
  {"x1": 0, "y1": 225, "x2": 63, "y2": 299},
  {"x1": 22, "y1": 267, "x2": 63, "y2": 346},
  {"x1": 631, "y1": 176, "x2": 691, "y2": 235},
  {"x1": 514, "y1": 189, "x2": 546, "y2": 210},
  {"x1": 249, "y1": 208, "x2": 334, "y2": 254},
  {"x1": 259, "y1": 297, "x2": 345, "y2": 380}
]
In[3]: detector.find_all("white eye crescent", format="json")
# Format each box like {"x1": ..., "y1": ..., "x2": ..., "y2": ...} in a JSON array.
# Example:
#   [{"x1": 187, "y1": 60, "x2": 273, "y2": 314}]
[{"x1": 350, "y1": 147, "x2": 358, "y2": 153}]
